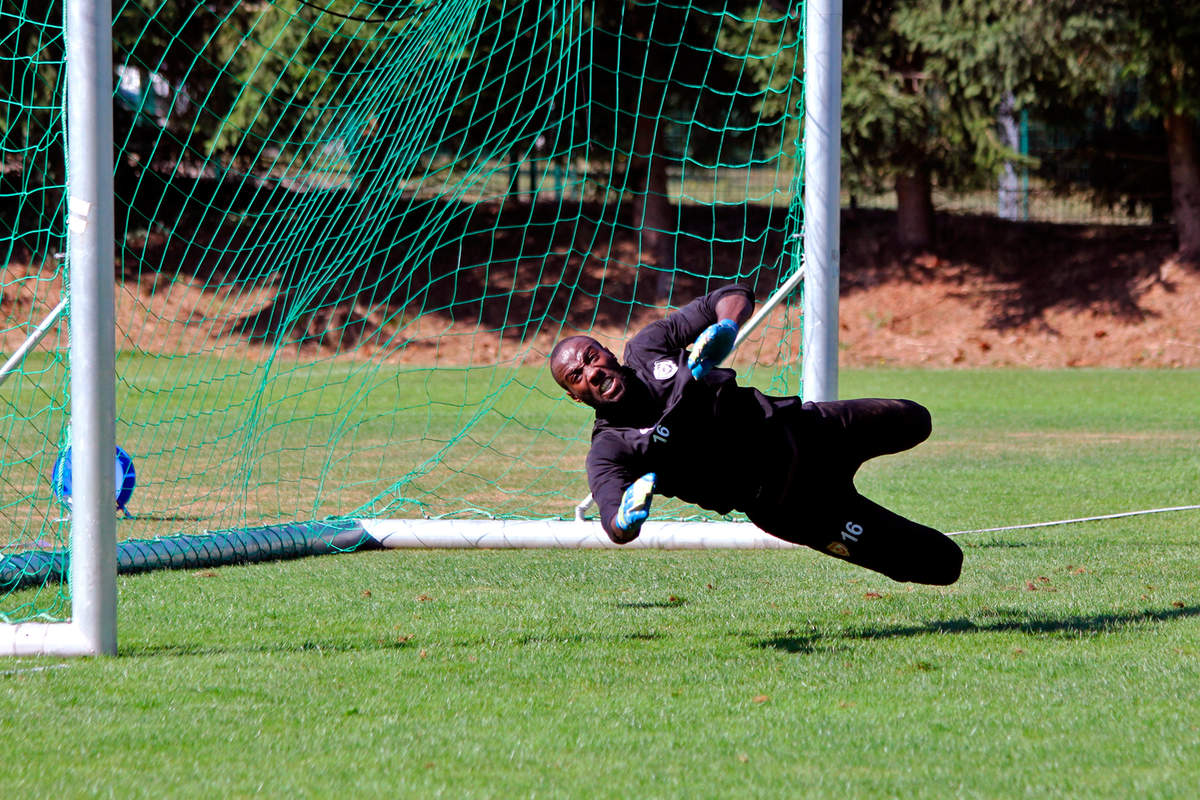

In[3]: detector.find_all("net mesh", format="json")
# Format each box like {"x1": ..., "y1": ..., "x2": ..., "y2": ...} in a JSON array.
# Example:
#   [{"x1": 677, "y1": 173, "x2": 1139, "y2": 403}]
[{"x1": 1, "y1": 0, "x2": 805, "y2": 621}]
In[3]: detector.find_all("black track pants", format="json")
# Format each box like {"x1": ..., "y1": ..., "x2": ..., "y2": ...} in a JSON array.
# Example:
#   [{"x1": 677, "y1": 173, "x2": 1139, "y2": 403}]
[{"x1": 748, "y1": 398, "x2": 963, "y2": 585}]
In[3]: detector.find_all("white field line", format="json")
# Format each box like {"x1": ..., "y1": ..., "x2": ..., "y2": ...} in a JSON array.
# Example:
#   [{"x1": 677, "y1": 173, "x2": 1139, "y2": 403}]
[{"x1": 947, "y1": 504, "x2": 1200, "y2": 536}]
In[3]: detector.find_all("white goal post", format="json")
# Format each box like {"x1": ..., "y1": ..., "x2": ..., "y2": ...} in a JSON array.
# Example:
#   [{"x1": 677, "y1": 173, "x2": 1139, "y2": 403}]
[
  {"x1": 0, "y1": 0, "x2": 118, "y2": 658},
  {"x1": 802, "y1": 0, "x2": 843, "y2": 403}
]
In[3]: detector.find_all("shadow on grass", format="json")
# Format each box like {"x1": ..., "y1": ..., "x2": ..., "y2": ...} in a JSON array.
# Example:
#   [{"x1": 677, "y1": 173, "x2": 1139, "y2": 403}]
[
  {"x1": 121, "y1": 604, "x2": 1198, "y2": 658},
  {"x1": 759, "y1": 604, "x2": 1200, "y2": 654},
  {"x1": 616, "y1": 599, "x2": 687, "y2": 609},
  {"x1": 126, "y1": 628, "x2": 670, "y2": 657},
  {"x1": 124, "y1": 637, "x2": 418, "y2": 657},
  {"x1": 961, "y1": 539, "x2": 1033, "y2": 549}
]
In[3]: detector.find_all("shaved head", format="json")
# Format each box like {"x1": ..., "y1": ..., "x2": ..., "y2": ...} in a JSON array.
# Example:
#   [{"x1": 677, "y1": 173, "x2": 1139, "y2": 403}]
[
  {"x1": 549, "y1": 336, "x2": 598, "y2": 389},
  {"x1": 548, "y1": 335, "x2": 627, "y2": 408}
]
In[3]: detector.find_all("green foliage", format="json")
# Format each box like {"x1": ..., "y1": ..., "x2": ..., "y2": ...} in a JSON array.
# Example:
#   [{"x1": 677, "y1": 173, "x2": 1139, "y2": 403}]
[
  {"x1": 1090, "y1": 1, "x2": 1200, "y2": 121},
  {"x1": 841, "y1": 1, "x2": 1196, "y2": 180},
  {"x1": 842, "y1": 0, "x2": 1103, "y2": 193},
  {"x1": 896, "y1": 2, "x2": 1085, "y2": 172},
  {"x1": 0, "y1": 3, "x2": 61, "y2": 145},
  {"x1": 1012, "y1": 1, "x2": 1200, "y2": 235},
  {"x1": 102, "y1": 0, "x2": 802, "y2": 186}
]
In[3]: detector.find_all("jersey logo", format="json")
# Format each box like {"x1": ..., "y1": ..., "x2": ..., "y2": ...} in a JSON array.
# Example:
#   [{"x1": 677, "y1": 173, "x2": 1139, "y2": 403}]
[
  {"x1": 826, "y1": 542, "x2": 850, "y2": 558},
  {"x1": 652, "y1": 359, "x2": 678, "y2": 380},
  {"x1": 638, "y1": 424, "x2": 670, "y2": 444}
]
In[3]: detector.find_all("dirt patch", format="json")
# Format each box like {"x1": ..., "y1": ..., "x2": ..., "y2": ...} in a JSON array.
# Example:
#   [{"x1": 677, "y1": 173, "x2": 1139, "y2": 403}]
[
  {"x1": 5, "y1": 207, "x2": 1198, "y2": 368},
  {"x1": 839, "y1": 211, "x2": 1200, "y2": 367}
]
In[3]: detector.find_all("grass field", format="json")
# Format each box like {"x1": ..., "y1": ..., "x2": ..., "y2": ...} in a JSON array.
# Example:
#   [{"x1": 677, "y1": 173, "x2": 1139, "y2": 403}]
[{"x1": 2, "y1": 368, "x2": 1199, "y2": 797}]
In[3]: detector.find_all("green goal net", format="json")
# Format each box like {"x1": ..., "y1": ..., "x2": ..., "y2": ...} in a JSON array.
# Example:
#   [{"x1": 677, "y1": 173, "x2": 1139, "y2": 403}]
[{"x1": 2, "y1": 0, "x2": 805, "y2": 623}]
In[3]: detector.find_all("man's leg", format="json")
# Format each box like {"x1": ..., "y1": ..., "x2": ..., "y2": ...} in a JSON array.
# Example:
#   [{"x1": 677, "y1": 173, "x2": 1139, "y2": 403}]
[
  {"x1": 751, "y1": 397, "x2": 957, "y2": 583},
  {"x1": 804, "y1": 398, "x2": 933, "y2": 474},
  {"x1": 750, "y1": 492, "x2": 962, "y2": 585},
  {"x1": 814, "y1": 492, "x2": 962, "y2": 585}
]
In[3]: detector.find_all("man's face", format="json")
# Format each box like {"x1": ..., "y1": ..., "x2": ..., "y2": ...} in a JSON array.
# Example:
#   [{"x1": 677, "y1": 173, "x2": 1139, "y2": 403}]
[{"x1": 551, "y1": 336, "x2": 627, "y2": 408}]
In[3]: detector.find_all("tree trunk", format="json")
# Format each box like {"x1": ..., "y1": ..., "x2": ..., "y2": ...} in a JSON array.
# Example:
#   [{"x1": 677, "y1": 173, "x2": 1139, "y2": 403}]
[
  {"x1": 895, "y1": 167, "x2": 934, "y2": 250},
  {"x1": 1164, "y1": 112, "x2": 1200, "y2": 261},
  {"x1": 631, "y1": 116, "x2": 674, "y2": 302}
]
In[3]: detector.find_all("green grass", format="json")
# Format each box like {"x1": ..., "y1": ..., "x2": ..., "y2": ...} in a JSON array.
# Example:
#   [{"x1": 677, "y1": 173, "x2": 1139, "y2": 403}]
[{"x1": 2, "y1": 368, "x2": 1199, "y2": 797}]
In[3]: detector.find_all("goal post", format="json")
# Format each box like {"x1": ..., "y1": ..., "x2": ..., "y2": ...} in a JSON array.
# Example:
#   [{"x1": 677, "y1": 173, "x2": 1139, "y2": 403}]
[
  {"x1": 1, "y1": 0, "x2": 840, "y2": 654},
  {"x1": 0, "y1": 0, "x2": 117, "y2": 657},
  {"x1": 802, "y1": 0, "x2": 843, "y2": 402}
]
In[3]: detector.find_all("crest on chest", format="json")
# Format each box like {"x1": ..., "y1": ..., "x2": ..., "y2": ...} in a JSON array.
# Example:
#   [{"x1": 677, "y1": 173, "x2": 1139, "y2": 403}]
[{"x1": 652, "y1": 359, "x2": 678, "y2": 380}]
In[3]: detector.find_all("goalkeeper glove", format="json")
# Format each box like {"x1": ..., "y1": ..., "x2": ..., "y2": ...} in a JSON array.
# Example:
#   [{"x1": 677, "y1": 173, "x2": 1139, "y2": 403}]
[
  {"x1": 614, "y1": 472, "x2": 656, "y2": 539},
  {"x1": 688, "y1": 318, "x2": 739, "y2": 379}
]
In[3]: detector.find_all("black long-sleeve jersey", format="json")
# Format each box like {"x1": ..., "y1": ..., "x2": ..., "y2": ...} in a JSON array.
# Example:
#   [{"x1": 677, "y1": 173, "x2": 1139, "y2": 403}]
[{"x1": 587, "y1": 285, "x2": 803, "y2": 542}]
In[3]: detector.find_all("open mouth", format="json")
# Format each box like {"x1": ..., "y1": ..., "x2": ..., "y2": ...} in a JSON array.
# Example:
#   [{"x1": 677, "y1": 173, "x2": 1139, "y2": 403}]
[{"x1": 599, "y1": 375, "x2": 616, "y2": 396}]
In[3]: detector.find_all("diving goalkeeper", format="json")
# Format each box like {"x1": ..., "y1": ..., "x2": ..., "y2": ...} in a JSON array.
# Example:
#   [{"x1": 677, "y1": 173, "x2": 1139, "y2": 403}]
[{"x1": 549, "y1": 284, "x2": 962, "y2": 585}]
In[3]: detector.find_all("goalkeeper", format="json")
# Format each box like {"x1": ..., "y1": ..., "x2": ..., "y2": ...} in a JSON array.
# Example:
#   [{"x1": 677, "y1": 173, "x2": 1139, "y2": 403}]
[{"x1": 549, "y1": 284, "x2": 962, "y2": 585}]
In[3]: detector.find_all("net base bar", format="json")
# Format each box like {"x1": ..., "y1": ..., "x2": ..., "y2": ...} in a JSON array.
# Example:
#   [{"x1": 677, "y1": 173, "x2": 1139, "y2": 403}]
[
  {"x1": 3, "y1": 519, "x2": 792, "y2": 595},
  {"x1": 362, "y1": 519, "x2": 797, "y2": 550},
  {"x1": 0, "y1": 520, "x2": 792, "y2": 588},
  {"x1": 0, "y1": 519, "x2": 378, "y2": 594}
]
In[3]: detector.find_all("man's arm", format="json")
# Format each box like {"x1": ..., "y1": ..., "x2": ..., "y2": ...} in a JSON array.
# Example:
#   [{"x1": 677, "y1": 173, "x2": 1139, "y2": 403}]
[
  {"x1": 714, "y1": 292, "x2": 753, "y2": 329},
  {"x1": 687, "y1": 290, "x2": 753, "y2": 378},
  {"x1": 624, "y1": 284, "x2": 754, "y2": 362},
  {"x1": 612, "y1": 473, "x2": 656, "y2": 543},
  {"x1": 587, "y1": 440, "x2": 653, "y2": 544}
]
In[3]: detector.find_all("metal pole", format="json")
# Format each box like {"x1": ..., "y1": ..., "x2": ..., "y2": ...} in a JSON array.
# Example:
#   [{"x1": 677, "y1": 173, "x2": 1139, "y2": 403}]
[
  {"x1": 801, "y1": 0, "x2": 842, "y2": 401},
  {"x1": 997, "y1": 93, "x2": 1019, "y2": 220},
  {"x1": 65, "y1": 0, "x2": 117, "y2": 656},
  {"x1": 0, "y1": 297, "x2": 67, "y2": 390},
  {"x1": 731, "y1": 262, "x2": 804, "y2": 351}
]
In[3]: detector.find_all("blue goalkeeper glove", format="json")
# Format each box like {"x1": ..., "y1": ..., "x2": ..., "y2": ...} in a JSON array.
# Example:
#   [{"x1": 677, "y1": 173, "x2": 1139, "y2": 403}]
[
  {"x1": 614, "y1": 472, "x2": 656, "y2": 539},
  {"x1": 688, "y1": 318, "x2": 739, "y2": 379}
]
